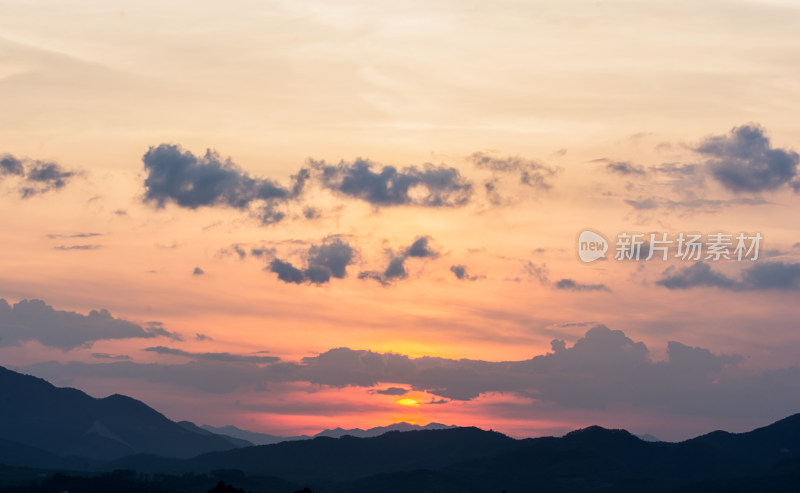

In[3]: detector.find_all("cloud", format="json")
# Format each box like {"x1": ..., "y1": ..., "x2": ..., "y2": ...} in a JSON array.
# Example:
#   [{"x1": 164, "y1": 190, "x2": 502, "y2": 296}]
[
  {"x1": 0, "y1": 154, "x2": 24, "y2": 176},
  {"x1": 269, "y1": 236, "x2": 358, "y2": 285},
  {"x1": 360, "y1": 235, "x2": 440, "y2": 285},
  {"x1": 91, "y1": 353, "x2": 131, "y2": 360},
  {"x1": 373, "y1": 387, "x2": 409, "y2": 396},
  {"x1": 450, "y1": 264, "x2": 480, "y2": 281},
  {"x1": 25, "y1": 325, "x2": 800, "y2": 421},
  {"x1": 311, "y1": 158, "x2": 472, "y2": 207},
  {"x1": 656, "y1": 261, "x2": 800, "y2": 291},
  {"x1": 142, "y1": 144, "x2": 295, "y2": 224},
  {"x1": 604, "y1": 161, "x2": 646, "y2": 176},
  {"x1": 22, "y1": 162, "x2": 77, "y2": 197},
  {"x1": 195, "y1": 333, "x2": 213, "y2": 341},
  {"x1": 0, "y1": 153, "x2": 78, "y2": 197},
  {"x1": 554, "y1": 278, "x2": 611, "y2": 292},
  {"x1": 53, "y1": 245, "x2": 101, "y2": 251},
  {"x1": 193, "y1": 267, "x2": 205, "y2": 276},
  {"x1": 143, "y1": 346, "x2": 279, "y2": 364},
  {"x1": 696, "y1": 124, "x2": 800, "y2": 193},
  {"x1": 46, "y1": 232, "x2": 102, "y2": 239},
  {"x1": 470, "y1": 152, "x2": 558, "y2": 190},
  {"x1": 0, "y1": 298, "x2": 180, "y2": 350}
]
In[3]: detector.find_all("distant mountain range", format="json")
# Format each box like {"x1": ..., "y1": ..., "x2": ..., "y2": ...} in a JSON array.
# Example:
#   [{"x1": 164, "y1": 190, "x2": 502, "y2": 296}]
[
  {"x1": 1, "y1": 365, "x2": 800, "y2": 493},
  {"x1": 200, "y1": 422, "x2": 457, "y2": 446}
]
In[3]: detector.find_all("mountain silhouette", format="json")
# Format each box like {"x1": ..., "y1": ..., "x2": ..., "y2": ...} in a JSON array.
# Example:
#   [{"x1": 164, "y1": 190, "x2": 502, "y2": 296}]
[
  {"x1": 199, "y1": 421, "x2": 456, "y2": 446},
  {"x1": 0, "y1": 366, "x2": 247, "y2": 460},
  {"x1": 2, "y1": 365, "x2": 800, "y2": 492}
]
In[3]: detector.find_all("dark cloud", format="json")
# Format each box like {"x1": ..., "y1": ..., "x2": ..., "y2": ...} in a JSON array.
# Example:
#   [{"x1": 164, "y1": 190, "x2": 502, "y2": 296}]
[
  {"x1": 450, "y1": 264, "x2": 481, "y2": 281},
  {"x1": 269, "y1": 236, "x2": 358, "y2": 285},
  {"x1": 625, "y1": 198, "x2": 658, "y2": 210},
  {"x1": 195, "y1": 333, "x2": 213, "y2": 341},
  {"x1": 142, "y1": 144, "x2": 293, "y2": 224},
  {"x1": 311, "y1": 158, "x2": 472, "y2": 207},
  {"x1": 91, "y1": 353, "x2": 131, "y2": 360},
  {"x1": 360, "y1": 236, "x2": 440, "y2": 285},
  {"x1": 554, "y1": 278, "x2": 611, "y2": 292},
  {"x1": 605, "y1": 161, "x2": 646, "y2": 176},
  {"x1": 656, "y1": 261, "x2": 800, "y2": 291},
  {"x1": 26, "y1": 325, "x2": 800, "y2": 421},
  {"x1": 741, "y1": 261, "x2": 800, "y2": 290},
  {"x1": 46, "y1": 232, "x2": 101, "y2": 239},
  {"x1": 143, "y1": 346, "x2": 279, "y2": 364},
  {"x1": 0, "y1": 154, "x2": 24, "y2": 176},
  {"x1": 0, "y1": 153, "x2": 78, "y2": 197},
  {"x1": 53, "y1": 245, "x2": 101, "y2": 251},
  {"x1": 193, "y1": 267, "x2": 205, "y2": 276},
  {"x1": 656, "y1": 263, "x2": 738, "y2": 290},
  {"x1": 373, "y1": 387, "x2": 409, "y2": 396},
  {"x1": 22, "y1": 162, "x2": 76, "y2": 197},
  {"x1": 696, "y1": 124, "x2": 800, "y2": 193},
  {"x1": 470, "y1": 153, "x2": 558, "y2": 191},
  {"x1": 270, "y1": 258, "x2": 307, "y2": 284},
  {"x1": 0, "y1": 298, "x2": 180, "y2": 350}
]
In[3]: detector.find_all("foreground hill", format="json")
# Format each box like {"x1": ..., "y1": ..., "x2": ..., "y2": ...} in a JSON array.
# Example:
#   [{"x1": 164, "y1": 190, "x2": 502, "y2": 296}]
[{"x1": 0, "y1": 366, "x2": 246, "y2": 460}]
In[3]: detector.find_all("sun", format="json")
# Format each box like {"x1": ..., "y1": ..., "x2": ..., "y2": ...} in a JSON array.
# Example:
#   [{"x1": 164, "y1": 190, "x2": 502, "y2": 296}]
[{"x1": 396, "y1": 398, "x2": 420, "y2": 407}]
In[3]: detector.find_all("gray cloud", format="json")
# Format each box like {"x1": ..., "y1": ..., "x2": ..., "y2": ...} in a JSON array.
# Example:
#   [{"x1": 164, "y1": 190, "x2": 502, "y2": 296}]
[
  {"x1": 0, "y1": 154, "x2": 25, "y2": 176},
  {"x1": 373, "y1": 387, "x2": 409, "y2": 396},
  {"x1": 193, "y1": 267, "x2": 205, "y2": 276},
  {"x1": 657, "y1": 261, "x2": 800, "y2": 291},
  {"x1": 470, "y1": 152, "x2": 558, "y2": 191},
  {"x1": 23, "y1": 325, "x2": 800, "y2": 421},
  {"x1": 311, "y1": 158, "x2": 472, "y2": 207},
  {"x1": 696, "y1": 124, "x2": 800, "y2": 193},
  {"x1": 605, "y1": 161, "x2": 646, "y2": 176},
  {"x1": 142, "y1": 144, "x2": 294, "y2": 224},
  {"x1": 46, "y1": 232, "x2": 102, "y2": 239},
  {"x1": 0, "y1": 298, "x2": 180, "y2": 350},
  {"x1": 144, "y1": 346, "x2": 279, "y2": 364},
  {"x1": 270, "y1": 236, "x2": 358, "y2": 285},
  {"x1": 53, "y1": 244, "x2": 101, "y2": 251},
  {"x1": 91, "y1": 353, "x2": 131, "y2": 360},
  {"x1": 360, "y1": 236, "x2": 440, "y2": 285},
  {"x1": 0, "y1": 153, "x2": 78, "y2": 197},
  {"x1": 554, "y1": 278, "x2": 611, "y2": 292},
  {"x1": 450, "y1": 264, "x2": 480, "y2": 281},
  {"x1": 23, "y1": 162, "x2": 77, "y2": 197}
]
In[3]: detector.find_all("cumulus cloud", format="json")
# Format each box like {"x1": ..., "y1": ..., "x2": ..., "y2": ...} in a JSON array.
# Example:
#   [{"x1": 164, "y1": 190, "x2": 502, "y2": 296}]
[
  {"x1": 269, "y1": 236, "x2": 358, "y2": 285},
  {"x1": 142, "y1": 144, "x2": 295, "y2": 224},
  {"x1": 0, "y1": 153, "x2": 78, "y2": 197},
  {"x1": 657, "y1": 261, "x2": 800, "y2": 291},
  {"x1": 143, "y1": 346, "x2": 279, "y2": 364},
  {"x1": 311, "y1": 158, "x2": 472, "y2": 207},
  {"x1": 0, "y1": 298, "x2": 180, "y2": 350},
  {"x1": 696, "y1": 124, "x2": 800, "y2": 193},
  {"x1": 23, "y1": 325, "x2": 800, "y2": 420}
]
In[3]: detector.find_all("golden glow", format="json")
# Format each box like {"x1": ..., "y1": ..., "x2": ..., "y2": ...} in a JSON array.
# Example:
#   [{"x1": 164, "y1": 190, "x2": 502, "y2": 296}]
[{"x1": 396, "y1": 398, "x2": 420, "y2": 407}]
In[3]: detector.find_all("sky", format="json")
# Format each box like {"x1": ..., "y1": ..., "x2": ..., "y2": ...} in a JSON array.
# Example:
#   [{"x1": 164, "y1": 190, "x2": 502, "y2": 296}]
[{"x1": 1, "y1": 0, "x2": 800, "y2": 442}]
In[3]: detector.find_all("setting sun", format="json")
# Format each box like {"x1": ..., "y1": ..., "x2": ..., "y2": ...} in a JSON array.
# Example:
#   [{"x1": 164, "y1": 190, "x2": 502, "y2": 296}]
[{"x1": 397, "y1": 398, "x2": 420, "y2": 408}]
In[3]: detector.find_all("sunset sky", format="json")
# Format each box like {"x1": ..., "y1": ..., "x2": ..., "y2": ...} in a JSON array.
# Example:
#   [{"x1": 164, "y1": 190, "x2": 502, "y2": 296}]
[{"x1": 1, "y1": 0, "x2": 800, "y2": 441}]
